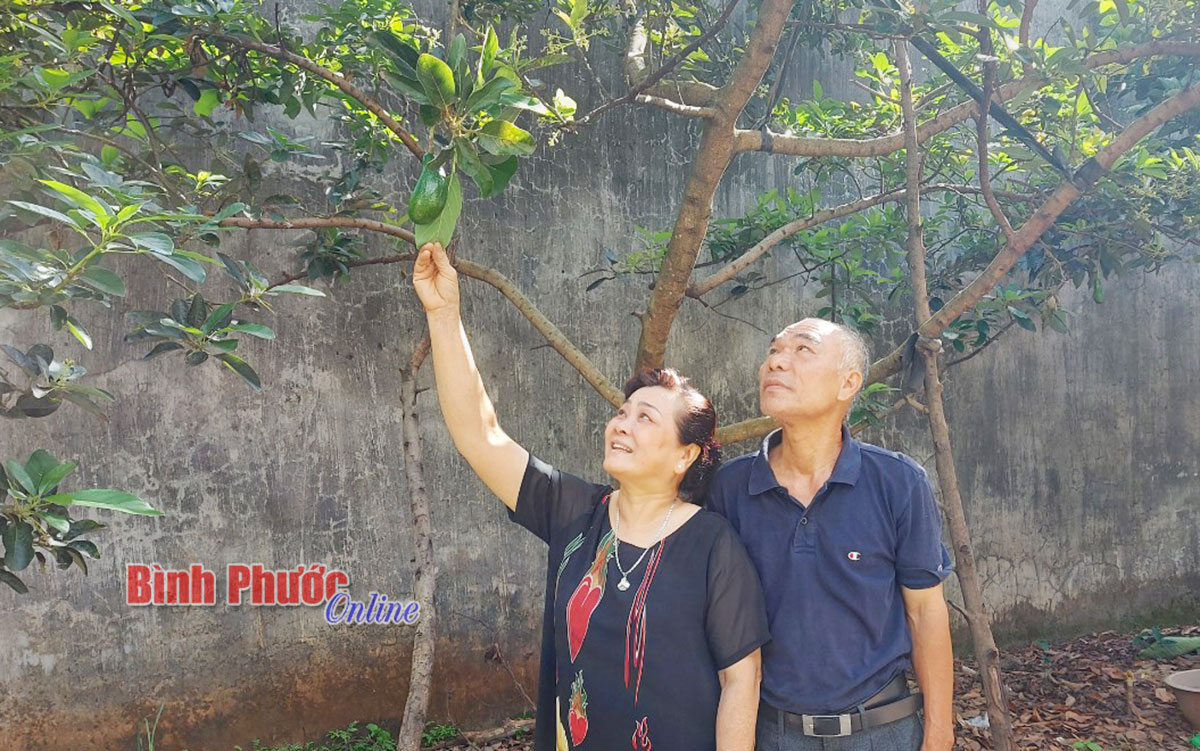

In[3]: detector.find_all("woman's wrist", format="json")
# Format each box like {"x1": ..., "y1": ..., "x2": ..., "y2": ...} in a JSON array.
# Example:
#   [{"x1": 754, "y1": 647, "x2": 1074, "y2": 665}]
[{"x1": 425, "y1": 305, "x2": 461, "y2": 325}]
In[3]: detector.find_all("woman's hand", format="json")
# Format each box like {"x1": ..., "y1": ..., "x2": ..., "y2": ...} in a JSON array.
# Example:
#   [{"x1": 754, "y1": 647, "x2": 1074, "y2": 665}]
[{"x1": 413, "y1": 241, "x2": 459, "y2": 314}]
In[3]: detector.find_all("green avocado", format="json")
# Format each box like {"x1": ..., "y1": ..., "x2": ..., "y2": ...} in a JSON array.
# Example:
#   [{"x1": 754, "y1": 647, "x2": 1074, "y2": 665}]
[{"x1": 408, "y1": 165, "x2": 449, "y2": 224}]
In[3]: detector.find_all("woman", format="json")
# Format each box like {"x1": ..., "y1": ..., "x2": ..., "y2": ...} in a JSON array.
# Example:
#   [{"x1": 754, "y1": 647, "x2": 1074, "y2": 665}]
[{"x1": 412, "y1": 241, "x2": 770, "y2": 751}]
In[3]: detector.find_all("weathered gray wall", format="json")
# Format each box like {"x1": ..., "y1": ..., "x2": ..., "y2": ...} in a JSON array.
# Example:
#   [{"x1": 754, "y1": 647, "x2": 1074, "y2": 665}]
[{"x1": 1, "y1": 2, "x2": 1197, "y2": 749}]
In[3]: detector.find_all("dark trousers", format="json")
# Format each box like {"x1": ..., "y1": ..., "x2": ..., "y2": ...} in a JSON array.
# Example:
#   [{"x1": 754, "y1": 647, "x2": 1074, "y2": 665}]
[{"x1": 755, "y1": 710, "x2": 923, "y2": 751}]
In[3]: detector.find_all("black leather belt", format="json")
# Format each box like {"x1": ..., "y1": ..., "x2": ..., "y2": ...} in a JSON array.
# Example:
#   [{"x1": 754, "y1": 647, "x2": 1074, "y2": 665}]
[{"x1": 758, "y1": 674, "x2": 922, "y2": 738}]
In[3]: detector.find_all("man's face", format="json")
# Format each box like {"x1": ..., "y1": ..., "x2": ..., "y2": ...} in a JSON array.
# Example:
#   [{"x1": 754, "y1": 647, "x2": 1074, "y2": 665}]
[{"x1": 757, "y1": 319, "x2": 859, "y2": 422}]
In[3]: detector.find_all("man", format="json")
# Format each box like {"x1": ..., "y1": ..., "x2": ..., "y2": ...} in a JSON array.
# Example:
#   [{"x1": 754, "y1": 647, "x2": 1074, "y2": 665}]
[{"x1": 708, "y1": 318, "x2": 955, "y2": 751}]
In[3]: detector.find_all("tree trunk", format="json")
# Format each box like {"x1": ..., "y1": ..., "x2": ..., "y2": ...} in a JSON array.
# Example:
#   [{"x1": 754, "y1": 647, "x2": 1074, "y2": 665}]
[
  {"x1": 397, "y1": 335, "x2": 438, "y2": 751},
  {"x1": 921, "y1": 355, "x2": 1015, "y2": 750},
  {"x1": 896, "y1": 39, "x2": 1015, "y2": 751}
]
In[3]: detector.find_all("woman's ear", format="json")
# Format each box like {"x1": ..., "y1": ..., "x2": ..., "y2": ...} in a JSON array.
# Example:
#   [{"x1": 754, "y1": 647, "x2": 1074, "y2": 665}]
[{"x1": 681, "y1": 443, "x2": 701, "y2": 470}]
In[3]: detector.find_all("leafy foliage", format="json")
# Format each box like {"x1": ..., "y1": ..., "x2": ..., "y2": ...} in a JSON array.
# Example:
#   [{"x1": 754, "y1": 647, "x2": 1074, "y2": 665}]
[{"x1": 0, "y1": 448, "x2": 160, "y2": 593}]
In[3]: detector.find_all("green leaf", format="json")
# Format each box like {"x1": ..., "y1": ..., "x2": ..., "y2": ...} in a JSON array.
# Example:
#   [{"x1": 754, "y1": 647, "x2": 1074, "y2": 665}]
[
  {"x1": 414, "y1": 173, "x2": 463, "y2": 249},
  {"x1": 69, "y1": 539, "x2": 99, "y2": 559},
  {"x1": 477, "y1": 120, "x2": 535, "y2": 156},
  {"x1": 129, "y1": 232, "x2": 174, "y2": 254},
  {"x1": 384, "y1": 71, "x2": 431, "y2": 105},
  {"x1": 269, "y1": 284, "x2": 325, "y2": 296},
  {"x1": 149, "y1": 252, "x2": 206, "y2": 282},
  {"x1": 62, "y1": 518, "x2": 103, "y2": 541},
  {"x1": 26, "y1": 449, "x2": 59, "y2": 486},
  {"x1": 65, "y1": 316, "x2": 92, "y2": 350},
  {"x1": 3, "y1": 460, "x2": 36, "y2": 494},
  {"x1": 417, "y1": 53, "x2": 456, "y2": 109},
  {"x1": 36, "y1": 459, "x2": 76, "y2": 495},
  {"x1": 186, "y1": 293, "x2": 207, "y2": 326},
  {"x1": 463, "y1": 76, "x2": 515, "y2": 114},
  {"x1": 0, "y1": 570, "x2": 28, "y2": 594},
  {"x1": 448, "y1": 33, "x2": 468, "y2": 86},
  {"x1": 455, "y1": 140, "x2": 493, "y2": 197},
  {"x1": 46, "y1": 489, "x2": 162, "y2": 515},
  {"x1": 2, "y1": 521, "x2": 34, "y2": 571},
  {"x1": 143, "y1": 342, "x2": 183, "y2": 359},
  {"x1": 480, "y1": 25, "x2": 499, "y2": 81},
  {"x1": 217, "y1": 353, "x2": 262, "y2": 390},
  {"x1": 485, "y1": 156, "x2": 519, "y2": 195},
  {"x1": 40, "y1": 180, "x2": 112, "y2": 221},
  {"x1": 7, "y1": 201, "x2": 78, "y2": 227},
  {"x1": 193, "y1": 88, "x2": 220, "y2": 117},
  {"x1": 226, "y1": 322, "x2": 274, "y2": 340},
  {"x1": 59, "y1": 392, "x2": 107, "y2": 420},
  {"x1": 937, "y1": 10, "x2": 998, "y2": 29},
  {"x1": 65, "y1": 547, "x2": 88, "y2": 574},
  {"x1": 497, "y1": 92, "x2": 552, "y2": 116},
  {"x1": 39, "y1": 509, "x2": 70, "y2": 534},
  {"x1": 368, "y1": 30, "x2": 421, "y2": 77},
  {"x1": 79, "y1": 267, "x2": 126, "y2": 296},
  {"x1": 201, "y1": 302, "x2": 235, "y2": 334},
  {"x1": 212, "y1": 202, "x2": 246, "y2": 222}
]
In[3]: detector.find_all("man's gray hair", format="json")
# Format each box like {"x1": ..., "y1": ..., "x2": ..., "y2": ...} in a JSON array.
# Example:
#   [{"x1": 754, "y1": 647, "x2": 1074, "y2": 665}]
[{"x1": 831, "y1": 322, "x2": 871, "y2": 393}]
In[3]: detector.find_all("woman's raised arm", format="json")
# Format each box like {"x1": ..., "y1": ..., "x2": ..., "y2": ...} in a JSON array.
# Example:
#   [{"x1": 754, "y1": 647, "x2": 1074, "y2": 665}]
[{"x1": 412, "y1": 241, "x2": 529, "y2": 510}]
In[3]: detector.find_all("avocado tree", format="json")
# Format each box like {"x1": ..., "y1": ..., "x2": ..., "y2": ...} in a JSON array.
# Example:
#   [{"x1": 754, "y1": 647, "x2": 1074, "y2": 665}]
[{"x1": 2, "y1": 0, "x2": 1198, "y2": 749}]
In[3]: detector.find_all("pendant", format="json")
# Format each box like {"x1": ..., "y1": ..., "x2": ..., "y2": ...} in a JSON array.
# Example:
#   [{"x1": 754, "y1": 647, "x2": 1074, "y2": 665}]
[{"x1": 617, "y1": 576, "x2": 631, "y2": 591}]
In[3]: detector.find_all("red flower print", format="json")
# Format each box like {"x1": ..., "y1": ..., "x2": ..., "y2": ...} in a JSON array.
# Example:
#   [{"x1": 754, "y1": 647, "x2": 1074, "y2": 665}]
[
  {"x1": 568, "y1": 671, "x2": 589, "y2": 746},
  {"x1": 565, "y1": 528, "x2": 615, "y2": 661}
]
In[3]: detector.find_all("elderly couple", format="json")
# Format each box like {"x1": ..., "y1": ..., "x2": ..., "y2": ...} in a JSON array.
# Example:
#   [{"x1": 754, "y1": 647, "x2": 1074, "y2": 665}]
[{"x1": 412, "y1": 241, "x2": 954, "y2": 751}]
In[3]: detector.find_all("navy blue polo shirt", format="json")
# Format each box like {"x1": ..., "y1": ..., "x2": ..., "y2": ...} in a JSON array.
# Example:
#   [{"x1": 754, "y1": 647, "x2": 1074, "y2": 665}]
[{"x1": 707, "y1": 425, "x2": 952, "y2": 715}]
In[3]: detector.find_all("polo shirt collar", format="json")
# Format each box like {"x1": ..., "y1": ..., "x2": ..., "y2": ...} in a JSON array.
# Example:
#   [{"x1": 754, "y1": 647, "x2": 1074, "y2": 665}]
[{"x1": 747, "y1": 423, "x2": 863, "y2": 496}]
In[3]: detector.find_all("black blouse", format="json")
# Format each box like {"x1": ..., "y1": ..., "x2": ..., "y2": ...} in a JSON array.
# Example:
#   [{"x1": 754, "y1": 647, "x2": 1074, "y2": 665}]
[{"x1": 508, "y1": 453, "x2": 771, "y2": 751}]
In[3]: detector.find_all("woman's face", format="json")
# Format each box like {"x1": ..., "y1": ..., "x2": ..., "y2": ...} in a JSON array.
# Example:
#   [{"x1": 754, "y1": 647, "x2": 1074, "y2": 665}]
[{"x1": 602, "y1": 385, "x2": 694, "y2": 488}]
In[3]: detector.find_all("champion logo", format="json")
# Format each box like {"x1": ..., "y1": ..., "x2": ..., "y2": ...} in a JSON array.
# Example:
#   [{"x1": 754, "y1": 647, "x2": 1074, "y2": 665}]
[{"x1": 847, "y1": 551, "x2": 862, "y2": 562}]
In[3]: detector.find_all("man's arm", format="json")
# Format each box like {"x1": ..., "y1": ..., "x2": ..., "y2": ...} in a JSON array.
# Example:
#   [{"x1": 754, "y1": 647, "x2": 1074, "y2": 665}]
[{"x1": 902, "y1": 583, "x2": 954, "y2": 751}]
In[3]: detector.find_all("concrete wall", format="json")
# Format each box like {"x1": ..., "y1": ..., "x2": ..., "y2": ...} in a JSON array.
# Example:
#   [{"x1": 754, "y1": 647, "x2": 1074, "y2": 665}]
[{"x1": 1, "y1": 2, "x2": 1197, "y2": 749}]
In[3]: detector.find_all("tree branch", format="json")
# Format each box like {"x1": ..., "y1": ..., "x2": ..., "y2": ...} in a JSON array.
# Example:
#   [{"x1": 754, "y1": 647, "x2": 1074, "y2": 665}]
[
  {"x1": 898, "y1": 38, "x2": 1016, "y2": 751},
  {"x1": 622, "y1": 12, "x2": 722, "y2": 109},
  {"x1": 200, "y1": 33, "x2": 423, "y2": 159},
  {"x1": 868, "y1": 79, "x2": 1200, "y2": 385},
  {"x1": 575, "y1": 0, "x2": 741, "y2": 126},
  {"x1": 1019, "y1": 0, "x2": 1039, "y2": 76},
  {"x1": 635, "y1": 94, "x2": 718, "y2": 118},
  {"x1": 634, "y1": 0, "x2": 799, "y2": 372},
  {"x1": 974, "y1": 12, "x2": 1016, "y2": 242},
  {"x1": 688, "y1": 189, "x2": 906, "y2": 297},
  {"x1": 454, "y1": 259, "x2": 624, "y2": 407},
  {"x1": 688, "y1": 182, "x2": 1036, "y2": 299},
  {"x1": 396, "y1": 333, "x2": 437, "y2": 751},
  {"x1": 734, "y1": 41, "x2": 1200, "y2": 158},
  {"x1": 223, "y1": 217, "x2": 623, "y2": 407},
  {"x1": 719, "y1": 68, "x2": 1200, "y2": 444}
]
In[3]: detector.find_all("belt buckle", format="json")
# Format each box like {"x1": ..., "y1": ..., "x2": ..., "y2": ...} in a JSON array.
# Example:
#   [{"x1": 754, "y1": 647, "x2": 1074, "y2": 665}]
[{"x1": 801, "y1": 713, "x2": 852, "y2": 737}]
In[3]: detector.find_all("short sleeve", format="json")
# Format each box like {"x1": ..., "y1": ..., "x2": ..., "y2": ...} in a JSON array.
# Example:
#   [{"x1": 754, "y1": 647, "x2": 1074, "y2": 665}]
[
  {"x1": 705, "y1": 522, "x2": 772, "y2": 670},
  {"x1": 895, "y1": 466, "x2": 954, "y2": 589},
  {"x1": 507, "y1": 452, "x2": 608, "y2": 544}
]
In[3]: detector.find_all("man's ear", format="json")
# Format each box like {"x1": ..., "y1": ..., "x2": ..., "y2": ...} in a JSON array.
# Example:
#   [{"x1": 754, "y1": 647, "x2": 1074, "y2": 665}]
[{"x1": 839, "y1": 368, "x2": 864, "y2": 402}]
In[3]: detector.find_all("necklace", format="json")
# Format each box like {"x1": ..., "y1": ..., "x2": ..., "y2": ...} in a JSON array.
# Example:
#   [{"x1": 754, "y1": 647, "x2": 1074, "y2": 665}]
[{"x1": 611, "y1": 493, "x2": 678, "y2": 592}]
